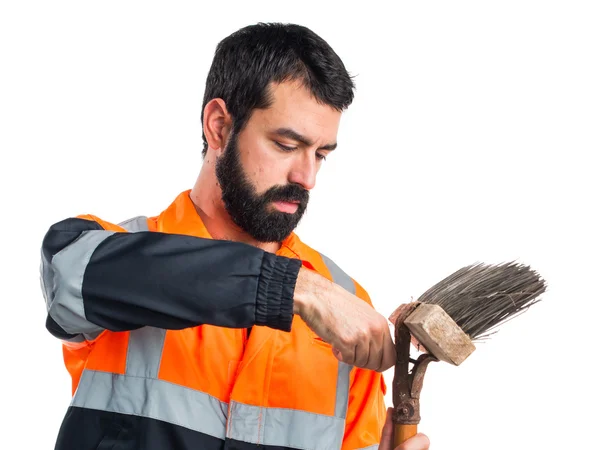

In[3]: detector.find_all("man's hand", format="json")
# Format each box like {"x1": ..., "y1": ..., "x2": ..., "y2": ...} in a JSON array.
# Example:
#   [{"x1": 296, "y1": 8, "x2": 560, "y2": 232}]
[
  {"x1": 380, "y1": 408, "x2": 430, "y2": 450},
  {"x1": 293, "y1": 267, "x2": 396, "y2": 372}
]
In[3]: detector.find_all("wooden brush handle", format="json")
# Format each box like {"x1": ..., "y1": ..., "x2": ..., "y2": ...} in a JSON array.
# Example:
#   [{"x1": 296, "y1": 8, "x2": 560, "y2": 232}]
[{"x1": 394, "y1": 424, "x2": 418, "y2": 447}]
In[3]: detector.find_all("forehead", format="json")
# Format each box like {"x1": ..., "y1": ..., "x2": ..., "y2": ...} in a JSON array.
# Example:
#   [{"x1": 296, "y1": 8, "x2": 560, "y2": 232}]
[{"x1": 249, "y1": 81, "x2": 342, "y2": 142}]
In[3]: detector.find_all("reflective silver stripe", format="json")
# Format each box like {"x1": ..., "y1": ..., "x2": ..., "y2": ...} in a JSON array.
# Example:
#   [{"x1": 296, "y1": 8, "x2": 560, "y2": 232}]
[
  {"x1": 321, "y1": 252, "x2": 356, "y2": 447},
  {"x1": 44, "y1": 217, "x2": 147, "y2": 341},
  {"x1": 120, "y1": 210, "x2": 166, "y2": 374},
  {"x1": 335, "y1": 362, "x2": 352, "y2": 418},
  {"x1": 319, "y1": 253, "x2": 354, "y2": 420},
  {"x1": 64, "y1": 214, "x2": 227, "y2": 438},
  {"x1": 40, "y1": 251, "x2": 54, "y2": 313},
  {"x1": 319, "y1": 252, "x2": 356, "y2": 295},
  {"x1": 119, "y1": 215, "x2": 149, "y2": 232},
  {"x1": 227, "y1": 400, "x2": 346, "y2": 449},
  {"x1": 358, "y1": 446, "x2": 379, "y2": 450},
  {"x1": 126, "y1": 327, "x2": 166, "y2": 378},
  {"x1": 72, "y1": 369, "x2": 228, "y2": 439},
  {"x1": 47, "y1": 230, "x2": 115, "y2": 335}
]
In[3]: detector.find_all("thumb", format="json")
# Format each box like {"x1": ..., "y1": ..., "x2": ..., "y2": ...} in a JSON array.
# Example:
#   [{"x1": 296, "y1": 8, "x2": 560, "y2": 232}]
[
  {"x1": 378, "y1": 407, "x2": 394, "y2": 450},
  {"x1": 332, "y1": 347, "x2": 343, "y2": 362},
  {"x1": 397, "y1": 433, "x2": 430, "y2": 450}
]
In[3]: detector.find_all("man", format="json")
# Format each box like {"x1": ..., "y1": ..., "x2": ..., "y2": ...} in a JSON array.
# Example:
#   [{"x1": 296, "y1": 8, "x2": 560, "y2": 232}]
[{"x1": 40, "y1": 23, "x2": 430, "y2": 450}]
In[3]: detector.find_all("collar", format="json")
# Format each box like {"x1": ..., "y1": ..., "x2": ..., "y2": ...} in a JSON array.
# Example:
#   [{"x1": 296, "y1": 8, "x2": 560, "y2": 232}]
[{"x1": 156, "y1": 190, "x2": 308, "y2": 261}]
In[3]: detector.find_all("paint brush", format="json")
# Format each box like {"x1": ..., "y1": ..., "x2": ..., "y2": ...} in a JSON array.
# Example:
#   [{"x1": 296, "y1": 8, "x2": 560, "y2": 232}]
[{"x1": 389, "y1": 261, "x2": 546, "y2": 446}]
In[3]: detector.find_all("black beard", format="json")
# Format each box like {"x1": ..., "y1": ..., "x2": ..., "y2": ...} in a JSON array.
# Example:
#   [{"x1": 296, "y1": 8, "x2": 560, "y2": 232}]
[{"x1": 215, "y1": 132, "x2": 310, "y2": 243}]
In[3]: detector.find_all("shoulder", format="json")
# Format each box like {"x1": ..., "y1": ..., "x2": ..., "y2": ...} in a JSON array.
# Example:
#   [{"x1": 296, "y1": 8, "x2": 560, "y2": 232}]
[
  {"x1": 76, "y1": 214, "x2": 152, "y2": 232},
  {"x1": 294, "y1": 237, "x2": 373, "y2": 306},
  {"x1": 117, "y1": 215, "x2": 151, "y2": 232}
]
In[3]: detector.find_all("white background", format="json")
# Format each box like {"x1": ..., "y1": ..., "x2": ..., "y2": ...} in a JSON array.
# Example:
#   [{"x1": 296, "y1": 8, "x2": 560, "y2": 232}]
[{"x1": 1, "y1": 1, "x2": 598, "y2": 449}]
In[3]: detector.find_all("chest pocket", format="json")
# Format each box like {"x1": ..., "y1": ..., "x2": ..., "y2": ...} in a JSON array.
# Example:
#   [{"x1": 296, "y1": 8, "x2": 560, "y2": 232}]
[{"x1": 226, "y1": 252, "x2": 357, "y2": 449}]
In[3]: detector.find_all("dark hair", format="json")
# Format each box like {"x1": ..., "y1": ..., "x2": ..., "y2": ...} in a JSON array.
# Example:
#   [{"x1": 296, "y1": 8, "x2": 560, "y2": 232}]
[{"x1": 201, "y1": 22, "x2": 355, "y2": 156}]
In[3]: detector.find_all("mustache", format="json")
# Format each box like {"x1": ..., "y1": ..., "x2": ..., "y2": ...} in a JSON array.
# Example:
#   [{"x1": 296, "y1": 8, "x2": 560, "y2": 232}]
[{"x1": 262, "y1": 184, "x2": 309, "y2": 205}]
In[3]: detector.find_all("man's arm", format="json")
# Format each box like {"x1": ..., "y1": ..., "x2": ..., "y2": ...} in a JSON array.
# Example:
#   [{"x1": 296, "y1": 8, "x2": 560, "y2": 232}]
[
  {"x1": 41, "y1": 216, "x2": 301, "y2": 342},
  {"x1": 42, "y1": 215, "x2": 397, "y2": 373}
]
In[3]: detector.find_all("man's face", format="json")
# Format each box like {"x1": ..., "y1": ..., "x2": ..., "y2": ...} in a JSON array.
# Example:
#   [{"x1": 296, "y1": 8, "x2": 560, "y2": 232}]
[{"x1": 216, "y1": 81, "x2": 341, "y2": 243}]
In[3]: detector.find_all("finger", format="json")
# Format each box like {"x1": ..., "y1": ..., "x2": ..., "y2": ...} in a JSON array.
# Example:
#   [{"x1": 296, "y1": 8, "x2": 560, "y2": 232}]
[
  {"x1": 332, "y1": 347, "x2": 343, "y2": 362},
  {"x1": 337, "y1": 342, "x2": 357, "y2": 366},
  {"x1": 380, "y1": 329, "x2": 397, "y2": 372},
  {"x1": 395, "y1": 433, "x2": 430, "y2": 450},
  {"x1": 378, "y1": 407, "x2": 393, "y2": 450},
  {"x1": 376, "y1": 326, "x2": 385, "y2": 371},
  {"x1": 355, "y1": 340, "x2": 371, "y2": 369},
  {"x1": 364, "y1": 327, "x2": 383, "y2": 371}
]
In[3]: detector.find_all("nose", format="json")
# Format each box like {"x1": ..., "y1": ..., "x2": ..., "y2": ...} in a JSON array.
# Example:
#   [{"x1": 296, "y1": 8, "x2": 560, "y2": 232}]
[{"x1": 288, "y1": 152, "x2": 318, "y2": 191}]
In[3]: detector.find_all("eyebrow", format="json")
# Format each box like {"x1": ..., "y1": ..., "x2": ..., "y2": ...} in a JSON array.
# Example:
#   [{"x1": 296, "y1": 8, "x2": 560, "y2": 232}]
[{"x1": 273, "y1": 127, "x2": 337, "y2": 151}]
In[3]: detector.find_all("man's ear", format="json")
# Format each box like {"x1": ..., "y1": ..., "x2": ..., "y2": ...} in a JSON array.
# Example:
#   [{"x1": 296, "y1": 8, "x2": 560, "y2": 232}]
[{"x1": 203, "y1": 98, "x2": 233, "y2": 154}]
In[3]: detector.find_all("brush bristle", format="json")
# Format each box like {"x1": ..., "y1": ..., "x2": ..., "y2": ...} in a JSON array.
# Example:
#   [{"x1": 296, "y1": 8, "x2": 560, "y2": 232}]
[{"x1": 416, "y1": 261, "x2": 546, "y2": 340}]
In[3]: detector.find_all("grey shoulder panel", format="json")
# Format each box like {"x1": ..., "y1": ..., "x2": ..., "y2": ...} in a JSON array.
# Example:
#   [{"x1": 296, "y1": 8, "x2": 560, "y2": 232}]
[
  {"x1": 119, "y1": 216, "x2": 150, "y2": 232},
  {"x1": 318, "y1": 252, "x2": 356, "y2": 296}
]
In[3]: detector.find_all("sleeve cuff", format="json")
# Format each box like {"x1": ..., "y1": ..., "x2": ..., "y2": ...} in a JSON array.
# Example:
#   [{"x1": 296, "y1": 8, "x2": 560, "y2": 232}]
[{"x1": 256, "y1": 253, "x2": 302, "y2": 331}]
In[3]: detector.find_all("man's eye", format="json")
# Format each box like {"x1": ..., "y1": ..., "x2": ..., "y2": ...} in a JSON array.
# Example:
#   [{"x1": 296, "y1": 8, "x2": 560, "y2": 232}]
[
  {"x1": 316, "y1": 153, "x2": 327, "y2": 161},
  {"x1": 275, "y1": 142, "x2": 297, "y2": 151}
]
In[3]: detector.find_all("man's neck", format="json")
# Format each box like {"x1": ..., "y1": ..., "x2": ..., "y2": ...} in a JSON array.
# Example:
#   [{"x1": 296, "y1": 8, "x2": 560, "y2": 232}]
[{"x1": 190, "y1": 170, "x2": 281, "y2": 254}]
